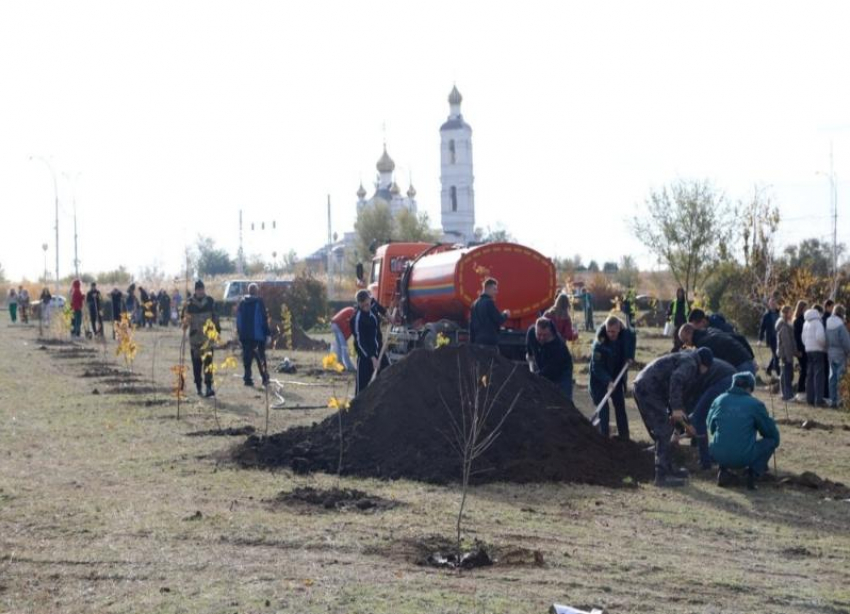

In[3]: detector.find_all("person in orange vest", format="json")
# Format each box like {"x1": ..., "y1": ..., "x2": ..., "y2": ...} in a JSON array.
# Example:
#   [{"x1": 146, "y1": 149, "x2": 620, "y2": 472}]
[{"x1": 331, "y1": 306, "x2": 356, "y2": 371}]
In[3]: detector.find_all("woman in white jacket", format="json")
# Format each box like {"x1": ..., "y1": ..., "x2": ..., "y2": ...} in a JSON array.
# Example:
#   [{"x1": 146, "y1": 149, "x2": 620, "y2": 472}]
[{"x1": 801, "y1": 306, "x2": 827, "y2": 406}]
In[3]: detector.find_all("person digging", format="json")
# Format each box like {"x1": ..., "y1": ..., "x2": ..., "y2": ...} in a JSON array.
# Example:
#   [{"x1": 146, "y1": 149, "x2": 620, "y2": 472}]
[
  {"x1": 633, "y1": 347, "x2": 716, "y2": 487},
  {"x1": 707, "y1": 371, "x2": 780, "y2": 490}
]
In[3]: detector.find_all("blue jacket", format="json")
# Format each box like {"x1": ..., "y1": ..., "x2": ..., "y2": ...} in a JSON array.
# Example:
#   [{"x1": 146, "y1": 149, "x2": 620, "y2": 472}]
[
  {"x1": 236, "y1": 296, "x2": 270, "y2": 342},
  {"x1": 708, "y1": 387, "x2": 780, "y2": 468},
  {"x1": 589, "y1": 325, "x2": 635, "y2": 399}
]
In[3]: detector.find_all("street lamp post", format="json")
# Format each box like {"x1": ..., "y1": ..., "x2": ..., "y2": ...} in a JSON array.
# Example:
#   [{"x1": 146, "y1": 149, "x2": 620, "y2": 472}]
[
  {"x1": 63, "y1": 172, "x2": 82, "y2": 279},
  {"x1": 817, "y1": 149, "x2": 839, "y2": 299},
  {"x1": 30, "y1": 156, "x2": 60, "y2": 293},
  {"x1": 42, "y1": 243, "x2": 49, "y2": 283}
]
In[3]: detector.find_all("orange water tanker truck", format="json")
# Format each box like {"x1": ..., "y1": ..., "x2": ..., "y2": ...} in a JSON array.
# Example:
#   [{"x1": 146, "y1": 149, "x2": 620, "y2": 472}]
[{"x1": 358, "y1": 242, "x2": 557, "y2": 360}]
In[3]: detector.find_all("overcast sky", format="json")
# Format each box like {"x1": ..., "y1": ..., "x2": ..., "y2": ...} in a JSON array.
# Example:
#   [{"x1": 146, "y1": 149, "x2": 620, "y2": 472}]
[{"x1": 1, "y1": 1, "x2": 848, "y2": 283}]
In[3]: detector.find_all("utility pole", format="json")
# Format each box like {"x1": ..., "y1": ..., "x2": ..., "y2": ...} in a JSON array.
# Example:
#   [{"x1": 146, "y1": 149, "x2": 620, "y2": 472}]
[
  {"x1": 327, "y1": 194, "x2": 334, "y2": 300},
  {"x1": 63, "y1": 172, "x2": 82, "y2": 278},
  {"x1": 237, "y1": 209, "x2": 245, "y2": 275},
  {"x1": 830, "y1": 144, "x2": 838, "y2": 300}
]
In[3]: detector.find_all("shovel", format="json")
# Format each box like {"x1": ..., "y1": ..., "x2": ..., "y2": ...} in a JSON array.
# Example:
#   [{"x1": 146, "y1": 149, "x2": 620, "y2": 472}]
[{"x1": 590, "y1": 363, "x2": 630, "y2": 427}]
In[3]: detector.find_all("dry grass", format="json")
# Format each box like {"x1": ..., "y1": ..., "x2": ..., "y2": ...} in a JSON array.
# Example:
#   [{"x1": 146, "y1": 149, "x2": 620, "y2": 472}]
[{"x1": 2, "y1": 316, "x2": 850, "y2": 614}]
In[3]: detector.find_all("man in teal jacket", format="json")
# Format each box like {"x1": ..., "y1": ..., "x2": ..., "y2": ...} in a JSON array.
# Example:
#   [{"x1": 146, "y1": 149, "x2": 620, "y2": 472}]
[{"x1": 707, "y1": 371, "x2": 780, "y2": 490}]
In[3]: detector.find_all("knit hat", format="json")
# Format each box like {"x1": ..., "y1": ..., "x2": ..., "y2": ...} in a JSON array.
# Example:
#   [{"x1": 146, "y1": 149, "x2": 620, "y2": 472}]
[
  {"x1": 194, "y1": 279, "x2": 205, "y2": 290},
  {"x1": 732, "y1": 371, "x2": 756, "y2": 391},
  {"x1": 696, "y1": 347, "x2": 713, "y2": 367}
]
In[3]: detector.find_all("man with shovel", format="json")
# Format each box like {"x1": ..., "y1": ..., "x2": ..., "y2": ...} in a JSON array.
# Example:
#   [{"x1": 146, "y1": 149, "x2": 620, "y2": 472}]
[
  {"x1": 351, "y1": 289, "x2": 388, "y2": 396},
  {"x1": 589, "y1": 315, "x2": 635, "y2": 440},
  {"x1": 633, "y1": 347, "x2": 715, "y2": 487}
]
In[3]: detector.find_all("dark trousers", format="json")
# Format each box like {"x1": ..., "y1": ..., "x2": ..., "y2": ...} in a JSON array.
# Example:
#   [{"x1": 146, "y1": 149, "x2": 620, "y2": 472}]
[
  {"x1": 690, "y1": 376, "x2": 733, "y2": 468},
  {"x1": 88, "y1": 307, "x2": 102, "y2": 336},
  {"x1": 241, "y1": 340, "x2": 268, "y2": 384},
  {"x1": 780, "y1": 360, "x2": 795, "y2": 401},
  {"x1": 633, "y1": 383, "x2": 672, "y2": 471},
  {"x1": 766, "y1": 339, "x2": 779, "y2": 375},
  {"x1": 797, "y1": 351, "x2": 808, "y2": 393},
  {"x1": 356, "y1": 354, "x2": 389, "y2": 396},
  {"x1": 71, "y1": 310, "x2": 82, "y2": 336},
  {"x1": 191, "y1": 347, "x2": 213, "y2": 390},
  {"x1": 672, "y1": 324, "x2": 684, "y2": 352},
  {"x1": 714, "y1": 437, "x2": 778, "y2": 477},
  {"x1": 591, "y1": 384, "x2": 629, "y2": 440},
  {"x1": 806, "y1": 351, "x2": 826, "y2": 405}
]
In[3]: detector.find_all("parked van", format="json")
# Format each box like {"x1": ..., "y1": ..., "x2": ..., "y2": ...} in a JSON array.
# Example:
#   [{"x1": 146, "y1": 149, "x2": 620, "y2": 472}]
[{"x1": 221, "y1": 279, "x2": 293, "y2": 304}]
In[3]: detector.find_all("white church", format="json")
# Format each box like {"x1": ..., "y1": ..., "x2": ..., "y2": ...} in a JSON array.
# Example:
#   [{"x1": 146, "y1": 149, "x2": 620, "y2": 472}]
[
  {"x1": 308, "y1": 85, "x2": 477, "y2": 272},
  {"x1": 348, "y1": 85, "x2": 476, "y2": 246}
]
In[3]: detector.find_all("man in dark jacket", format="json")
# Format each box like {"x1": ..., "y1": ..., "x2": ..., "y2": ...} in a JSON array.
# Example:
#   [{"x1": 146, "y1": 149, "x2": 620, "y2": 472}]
[
  {"x1": 708, "y1": 371, "x2": 780, "y2": 489},
  {"x1": 182, "y1": 280, "x2": 220, "y2": 397},
  {"x1": 526, "y1": 317, "x2": 573, "y2": 400},
  {"x1": 684, "y1": 358, "x2": 737, "y2": 470},
  {"x1": 633, "y1": 347, "x2": 715, "y2": 487},
  {"x1": 351, "y1": 290, "x2": 388, "y2": 395},
  {"x1": 470, "y1": 278, "x2": 510, "y2": 347},
  {"x1": 679, "y1": 323, "x2": 756, "y2": 374},
  {"x1": 85, "y1": 282, "x2": 103, "y2": 337},
  {"x1": 236, "y1": 283, "x2": 271, "y2": 387},
  {"x1": 109, "y1": 288, "x2": 123, "y2": 339},
  {"x1": 158, "y1": 290, "x2": 172, "y2": 327},
  {"x1": 758, "y1": 297, "x2": 780, "y2": 376},
  {"x1": 589, "y1": 316, "x2": 636, "y2": 439}
]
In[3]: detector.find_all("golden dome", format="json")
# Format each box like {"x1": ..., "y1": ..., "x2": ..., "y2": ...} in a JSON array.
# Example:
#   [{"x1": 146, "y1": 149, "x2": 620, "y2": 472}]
[
  {"x1": 356, "y1": 183, "x2": 367, "y2": 199},
  {"x1": 390, "y1": 181, "x2": 401, "y2": 195},
  {"x1": 376, "y1": 146, "x2": 395, "y2": 173},
  {"x1": 407, "y1": 184, "x2": 416, "y2": 198},
  {"x1": 448, "y1": 85, "x2": 463, "y2": 105}
]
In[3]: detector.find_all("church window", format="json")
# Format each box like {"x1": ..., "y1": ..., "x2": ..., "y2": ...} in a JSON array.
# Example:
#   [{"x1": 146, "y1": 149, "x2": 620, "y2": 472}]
[
  {"x1": 450, "y1": 186, "x2": 457, "y2": 212},
  {"x1": 449, "y1": 140, "x2": 456, "y2": 164}
]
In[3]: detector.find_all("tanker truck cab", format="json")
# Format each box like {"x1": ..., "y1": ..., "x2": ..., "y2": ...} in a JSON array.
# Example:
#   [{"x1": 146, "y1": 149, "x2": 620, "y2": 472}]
[{"x1": 365, "y1": 241, "x2": 556, "y2": 362}]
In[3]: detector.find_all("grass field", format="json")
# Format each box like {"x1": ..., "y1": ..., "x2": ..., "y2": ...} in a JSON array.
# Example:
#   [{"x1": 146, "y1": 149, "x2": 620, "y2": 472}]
[{"x1": 2, "y1": 315, "x2": 850, "y2": 614}]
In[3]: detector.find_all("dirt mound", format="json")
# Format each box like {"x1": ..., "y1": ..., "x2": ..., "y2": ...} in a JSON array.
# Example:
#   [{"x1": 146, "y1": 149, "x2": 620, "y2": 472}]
[
  {"x1": 233, "y1": 345, "x2": 653, "y2": 486},
  {"x1": 272, "y1": 486, "x2": 398, "y2": 512},
  {"x1": 186, "y1": 426, "x2": 256, "y2": 437}
]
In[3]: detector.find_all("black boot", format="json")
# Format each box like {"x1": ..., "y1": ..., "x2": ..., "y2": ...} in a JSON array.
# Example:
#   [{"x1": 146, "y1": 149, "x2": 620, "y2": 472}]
[
  {"x1": 717, "y1": 467, "x2": 740, "y2": 488},
  {"x1": 746, "y1": 467, "x2": 757, "y2": 491},
  {"x1": 204, "y1": 385, "x2": 215, "y2": 398},
  {"x1": 654, "y1": 467, "x2": 687, "y2": 488}
]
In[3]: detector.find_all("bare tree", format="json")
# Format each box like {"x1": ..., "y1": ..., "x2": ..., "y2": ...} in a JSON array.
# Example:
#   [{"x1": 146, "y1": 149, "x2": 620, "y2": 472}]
[
  {"x1": 439, "y1": 356, "x2": 521, "y2": 563},
  {"x1": 631, "y1": 179, "x2": 736, "y2": 297}
]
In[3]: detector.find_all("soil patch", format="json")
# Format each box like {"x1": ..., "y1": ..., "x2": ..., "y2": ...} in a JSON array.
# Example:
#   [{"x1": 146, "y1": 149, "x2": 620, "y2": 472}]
[
  {"x1": 771, "y1": 471, "x2": 850, "y2": 498},
  {"x1": 272, "y1": 486, "x2": 398, "y2": 512},
  {"x1": 776, "y1": 418, "x2": 836, "y2": 432},
  {"x1": 81, "y1": 365, "x2": 131, "y2": 378},
  {"x1": 408, "y1": 535, "x2": 544, "y2": 570},
  {"x1": 233, "y1": 345, "x2": 654, "y2": 486},
  {"x1": 186, "y1": 426, "x2": 256, "y2": 437},
  {"x1": 128, "y1": 398, "x2": 170, "y2": 407},
  {"x1": 104, "y1": 385, "x2": 170, "y2": 396},
  {"x1": 36, "y1": 338, "x2": 77, "y2": 347},
  {"x1": 53, "y1": 348, "x2": 98, "y2": 359}
]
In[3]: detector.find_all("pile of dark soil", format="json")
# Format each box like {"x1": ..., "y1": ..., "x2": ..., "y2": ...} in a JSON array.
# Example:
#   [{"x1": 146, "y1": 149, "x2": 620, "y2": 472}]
[
  {"x1": 36, "y1": 338, "x2": 76, "y2": 347},
  {"x1": 104, "y1": 384, "x2": 169, "y2": 396},
  {"x1": 233, "y1": 345, "x2": 653, "y2": 486},
  {"x1": 273, "y1": 486, "x2": 398, "y2": 512}
]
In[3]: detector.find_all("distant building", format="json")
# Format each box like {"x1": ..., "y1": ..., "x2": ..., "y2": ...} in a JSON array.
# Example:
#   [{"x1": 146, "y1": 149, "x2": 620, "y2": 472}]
[{"x1": 308, "y1": 85, "x2": 477, "y2": 273}]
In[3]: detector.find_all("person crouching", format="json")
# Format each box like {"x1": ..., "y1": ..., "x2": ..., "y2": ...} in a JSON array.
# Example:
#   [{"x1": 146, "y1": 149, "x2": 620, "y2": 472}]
[
  {"x1": 526, "y1": 317, "x2": 574, "y2": 401},
  {"x1": 708, "y1": 371, "x2": 780, "y2": 490}
]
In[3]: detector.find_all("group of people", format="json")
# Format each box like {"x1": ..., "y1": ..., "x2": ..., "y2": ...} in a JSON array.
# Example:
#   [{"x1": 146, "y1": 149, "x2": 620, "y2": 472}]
[
  {"x1": 6, "y1": 286, "x2": 31, "y2": 324},
  {"x1": 762, "y1": 298, "x2": 850, "y2": 409},
  {"x1": 468, "y1": 278, "x2": 783, "y2": 490}
]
